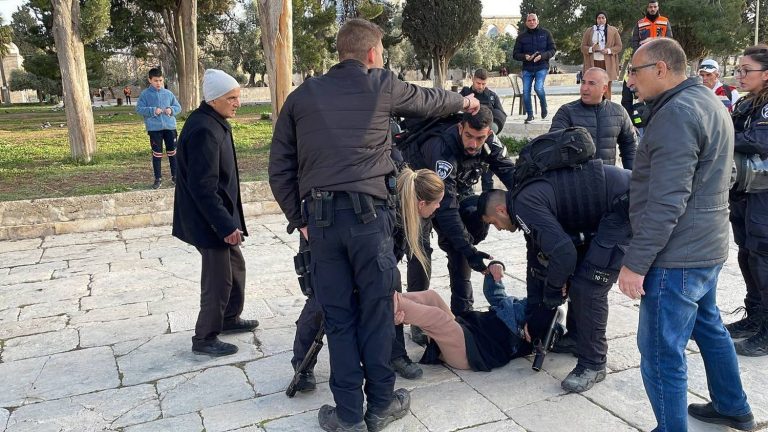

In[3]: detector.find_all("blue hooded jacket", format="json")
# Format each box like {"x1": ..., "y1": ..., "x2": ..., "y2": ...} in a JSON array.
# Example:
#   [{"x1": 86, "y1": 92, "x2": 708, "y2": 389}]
[{"x1": 136, "y1": 87, "x2": 182, "y2": 131}]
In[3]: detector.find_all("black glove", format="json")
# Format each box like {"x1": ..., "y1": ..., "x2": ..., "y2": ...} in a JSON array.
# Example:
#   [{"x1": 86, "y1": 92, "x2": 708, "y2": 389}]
[
  {"x1": 542, "y1": 284, "x2": 566, "y2": 309},
  {"x1": 465, "y1": 248, "x2": 492, "y2": 272}
]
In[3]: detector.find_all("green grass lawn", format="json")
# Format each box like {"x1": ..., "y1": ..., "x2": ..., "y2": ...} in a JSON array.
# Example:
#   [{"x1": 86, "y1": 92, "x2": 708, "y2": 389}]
[{"x1": 0, "y1": 104, "x2": 274, "y2": 201}]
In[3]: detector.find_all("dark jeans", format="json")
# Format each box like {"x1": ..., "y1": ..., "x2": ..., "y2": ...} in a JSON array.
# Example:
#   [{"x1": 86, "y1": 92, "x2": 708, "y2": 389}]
[
  {"x1": 148, "y1": 129, "x2": 177, "y2": 180},
  {"x1": 307, "y1": 202, "x2": 396, "y2": 424},
  {"x1": 193, "y1": 245, "x2": 246, "y2": 343}
]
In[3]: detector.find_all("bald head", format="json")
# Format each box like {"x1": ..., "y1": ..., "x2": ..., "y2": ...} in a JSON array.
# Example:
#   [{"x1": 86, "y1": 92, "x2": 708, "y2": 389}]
[{"x1": 580, "y1": 68, "x2": 609, "y2": 105}]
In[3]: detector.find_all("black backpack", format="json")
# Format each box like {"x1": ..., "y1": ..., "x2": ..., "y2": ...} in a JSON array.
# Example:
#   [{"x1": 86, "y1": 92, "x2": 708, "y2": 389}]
[
  {"x1": 512, "y1": 127, "x2": 596, "y2": 194},
  {"x1": 394, "y1": 114, "x2": 463, "y2": 169}
]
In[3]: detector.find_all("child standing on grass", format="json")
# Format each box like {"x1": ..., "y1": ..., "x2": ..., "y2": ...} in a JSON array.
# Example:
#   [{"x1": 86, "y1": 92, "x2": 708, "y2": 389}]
[{"x1": 136, "y1": 68, "x2": 182, "y2": 189}]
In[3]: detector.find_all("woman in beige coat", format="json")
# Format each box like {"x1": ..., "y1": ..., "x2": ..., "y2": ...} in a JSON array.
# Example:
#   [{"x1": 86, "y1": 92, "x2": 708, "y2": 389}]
[{"x1": 581, "y1": 11, "x2": 622, "y2": 99}]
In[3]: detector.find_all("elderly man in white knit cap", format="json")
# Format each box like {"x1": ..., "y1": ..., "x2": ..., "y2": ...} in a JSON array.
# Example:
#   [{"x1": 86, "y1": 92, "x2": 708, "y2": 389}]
[{"x1": 172, "y1": 69, "x2": 257, "y2": 356}]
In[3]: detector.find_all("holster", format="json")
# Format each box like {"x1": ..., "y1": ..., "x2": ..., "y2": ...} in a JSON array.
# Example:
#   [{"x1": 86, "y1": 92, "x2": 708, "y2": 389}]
[{"x1": 311, "y1": 189, "x2": 335, "y2": 228}]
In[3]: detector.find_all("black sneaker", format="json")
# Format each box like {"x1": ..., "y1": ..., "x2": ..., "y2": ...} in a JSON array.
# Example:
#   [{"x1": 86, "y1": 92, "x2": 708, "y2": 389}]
[
  {"x1": 152, "y1": 178, "x2": 162, "y2": 189},
  {"x1": 524, "y1": 114, "x2": 534, "y2": 124},
  {"x1": 541, "y1": 108, "x2": 548, "y2": 119},
  {"x1": 735, "y1": 322, "x2": 768, "y2": 357},
  {"x1": 192, "y1": 338, "x2": 238, "y2": 357},
  {"x1": 295, "y1": 369, "x2": 317, "y2": 392},
  {"x1": 561, "y1": 364, "x2": 606, "y2": 393},
  {"x1": 726, "y1": 309, "x2": 760, "y2": 339},
  {"x1": 410, "y1": 325, "x2": 428, "y2": 346},
  {"x1": 551, "y1": 333, "x2": 577, "y2": 355},
  {"x1": 317, "y1": 405, "x2": 367, "y2": 432},
  {"x1": 222, "y1": 318, "x2": 260, "y2": 333},
  {"x1": 688, "y1": 402, "x2": 755, "y2": 431},
  {"x1": 364, "y1": 388, "x2": 411, "y2": 432},
  {"x1": 392, "y1": 356, "x2": 423, "y2": 380}
]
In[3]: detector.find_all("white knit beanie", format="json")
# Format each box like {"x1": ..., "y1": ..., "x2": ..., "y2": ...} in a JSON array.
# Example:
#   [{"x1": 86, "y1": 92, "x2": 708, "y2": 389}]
[{"x1": 203, "y1": 69, "x2": 240, "y2": 102}]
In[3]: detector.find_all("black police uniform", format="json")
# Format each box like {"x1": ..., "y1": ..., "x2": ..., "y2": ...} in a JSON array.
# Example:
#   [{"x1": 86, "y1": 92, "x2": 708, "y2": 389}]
[
  {"x1": 410, "y1": 124, "x2": 516, "y2": 314},
  {"x1": 509, "y1": 160, "x2": 631, "y2": 371},
  {"x1": 731, "y1": 98, "x2": 768, "y2": 324},
  {"x1": 459, "y1": 86, "x2": 508, "y2": 191},
  {"x1": 269, "y1": 59, "x2": 464, "y2": 425}
]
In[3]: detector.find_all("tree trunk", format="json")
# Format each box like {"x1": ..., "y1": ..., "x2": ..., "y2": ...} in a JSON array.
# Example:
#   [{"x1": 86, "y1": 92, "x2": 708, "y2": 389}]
[
  {"x1": 432, "y1": 54, "x2": 447, "y2": 89},
  {"x1": 51, "y1": 0, "x2": 97, "y2": 163},
  {"x1": 0, "y1": 60, "x2": 8, "y2": 104},
  {"x1": 258, "y1": 0, "x2": 292, "y2": 121},
  {"x1": 175, "y1": 0, "x2": 199, "y2": 112}
]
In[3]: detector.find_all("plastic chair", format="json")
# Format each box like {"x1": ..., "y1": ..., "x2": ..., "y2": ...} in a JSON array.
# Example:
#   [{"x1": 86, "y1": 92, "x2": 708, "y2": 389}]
[{"x1": 508, "y1": 74, "x2": 537, "y2": 115}]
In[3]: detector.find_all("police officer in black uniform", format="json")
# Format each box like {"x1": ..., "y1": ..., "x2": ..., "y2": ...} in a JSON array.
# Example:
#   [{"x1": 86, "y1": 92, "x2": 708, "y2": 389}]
[
  {"x1": 479, "y1": 159, "x2": 631, "y2": 393},
  {"x1": 460, "y1": 68, "x2": 508, "y2": 191},
  {"x1": 269, "y1": 19, "x2": 479, "y2": 432},
  {"x1": 403, "y1": 106, "x2": 515, "y2": 316}
]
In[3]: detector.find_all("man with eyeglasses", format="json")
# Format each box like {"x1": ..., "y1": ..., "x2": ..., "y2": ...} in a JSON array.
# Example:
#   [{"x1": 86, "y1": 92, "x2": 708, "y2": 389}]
[
  {"x1": 618, "y1": 38, "x2": 755, "y2": 432},
  {"x1": 173, "y1": 69, "x2": 259, "y2": 357}
]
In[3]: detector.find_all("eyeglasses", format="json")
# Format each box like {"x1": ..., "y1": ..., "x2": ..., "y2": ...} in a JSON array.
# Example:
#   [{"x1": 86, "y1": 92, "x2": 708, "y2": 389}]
[
  {"x1": 628, "y1": 62, "x2": 658, "y2": 76},
  {"x1": 735, "y1": 67, "x2": 768, "y2": 78}
]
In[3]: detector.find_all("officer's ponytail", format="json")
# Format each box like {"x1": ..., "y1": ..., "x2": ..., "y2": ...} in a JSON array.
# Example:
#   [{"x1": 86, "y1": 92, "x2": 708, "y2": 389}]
[{"x1": 397, "y1": 168, "x2": 444, "y2": 277}]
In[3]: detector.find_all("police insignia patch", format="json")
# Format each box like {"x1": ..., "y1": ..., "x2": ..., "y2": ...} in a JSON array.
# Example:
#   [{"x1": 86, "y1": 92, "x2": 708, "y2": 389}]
[
  {"x1": 762, "y1": 104, "x2": 768, "y2": 119},
  {"x1": 515, "y1": 215, "x2": 531, "y2": 234},
  {"x1": 436, "y1": 160, "x2": 453, "y2": 179}
]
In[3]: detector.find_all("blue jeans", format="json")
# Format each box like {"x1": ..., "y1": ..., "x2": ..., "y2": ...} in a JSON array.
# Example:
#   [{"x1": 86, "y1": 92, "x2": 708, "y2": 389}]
[
  {"x1": 522, "y1": 69, "x2": 548, "y2": 116},
  {"x1": 638, "y1": 265, "x2": 751, "y2": 432}
]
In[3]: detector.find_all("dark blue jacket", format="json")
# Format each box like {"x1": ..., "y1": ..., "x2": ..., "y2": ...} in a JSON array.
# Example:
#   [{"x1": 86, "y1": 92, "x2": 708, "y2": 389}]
[{"x1": 512, "y1": 27, "x2": 556, "y2": 72}]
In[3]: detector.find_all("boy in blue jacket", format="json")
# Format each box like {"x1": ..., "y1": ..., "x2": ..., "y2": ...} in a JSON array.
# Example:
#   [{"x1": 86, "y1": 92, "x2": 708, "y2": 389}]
[{"x1": 136, "y1": 68, "x2": 182, "y2": 189}]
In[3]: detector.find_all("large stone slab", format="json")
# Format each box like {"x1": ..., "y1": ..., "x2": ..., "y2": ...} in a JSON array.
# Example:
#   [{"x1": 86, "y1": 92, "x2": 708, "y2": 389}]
[
  {"x1": 0, "y1": 276, "x2": 89, "y2": 310},
  {"x1": 455, "y1": 358, "x2": 564, "y2": 412},
  {"x1": 580, "y1": 367, "x2": 657, "y2": 430},
  {"x1": 157, "y1": 365, "x2": 255, "y2": 417},
  {"x1": 1, "y1": 261, "x2": 65, "y2": 286},
  {"x1": 120, "y1": 226, "x2": 174, "y2": 240},
  {"x1": 51, "y1": 263, "x2": 109, "y2": 279},
  {"x1": 0, "y1": 238, "x2": 41, "y2": 254},
  {"x1": 41, "y1": 231, "x2": 121, "y2": 248},
  {"x1": 0, "y1": 315, "x2": 67, "y2": 340},
  {"x1": 1, "y1": 328, "x2": 79, "y2": 361},
  {"x1": 506, "y1": 394, "x2": 637, "y2": 431},
  {"x1": 78, "y1": 314, "x2": 169, "y2": 348},
  {"x1": 80, "y1": 288, "x2": 164, "y2": 311},
  {"x1": 18, "y1": 299, "x2": 80, "y2": 321},
  {"x1": 6, "y1": 384, "x2": 159, "y2": 432},
  {"x1": 40, "y1": 241, "x2": 127, "y2": 262},
  {"x1": 124, "y1": 413, "x2": 203, "y2": 432},
  {"x1": 606, "y1": 335, "x2": 641, "y2": 372},
  {"x1": 0, "y1": 347, "x2": 119, "y2": 407},
  {"x1": 408, "y1": 381, "x2": 506, "y2": 432},
  {"x1": 255, "y1": 327, "x2": 296, "y2": 356},
  {"x1": 243, "y1": 350, "x2": 331, "y2": 396},
  {"x1": 70, "y1": 302, "x2": 149, "y2": 324},
  {"x1": 117, "y1": 331, "x2": 262, "y2": 385},
  {"x1": 90, "y1": 268, "x2": 196, "y2": 295},
  {"x1": 0, "y1": 249, "x2": 42, "y2": 268},
  {"x1": 606, "y1": 304, "x2": 640, "y2": 340},
  {"x1": 201, "y1": 386, "x2": 334, "y2": 432}
]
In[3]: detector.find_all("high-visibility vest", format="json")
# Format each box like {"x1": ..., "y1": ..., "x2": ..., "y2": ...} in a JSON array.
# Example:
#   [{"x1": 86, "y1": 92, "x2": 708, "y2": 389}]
[{"x1": 636, "y1": 15, "x2": 670, "y2": 42}]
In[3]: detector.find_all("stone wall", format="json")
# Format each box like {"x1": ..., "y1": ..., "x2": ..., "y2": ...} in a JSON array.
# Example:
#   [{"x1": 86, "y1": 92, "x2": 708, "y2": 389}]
[{"x1": 0, "y1": 181, "x2": 282, "y2": 241}]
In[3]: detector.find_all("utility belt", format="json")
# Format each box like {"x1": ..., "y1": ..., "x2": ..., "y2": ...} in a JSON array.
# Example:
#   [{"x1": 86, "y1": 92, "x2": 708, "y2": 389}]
[{"x1": 304, "y1": 189, "x2": 393, "y2": 228}]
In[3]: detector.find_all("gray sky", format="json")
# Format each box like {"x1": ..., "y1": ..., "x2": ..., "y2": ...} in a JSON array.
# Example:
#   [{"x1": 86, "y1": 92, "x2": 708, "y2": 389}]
[{"x1": 0, "y1": 0, "x2": 520, "y2": 26}]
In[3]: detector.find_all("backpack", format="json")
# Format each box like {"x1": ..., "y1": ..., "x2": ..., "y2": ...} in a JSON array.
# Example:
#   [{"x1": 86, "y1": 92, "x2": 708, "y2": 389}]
[
  {"x1": 394, "y1": 113, "x2": 464, "y2": 169},
  {"x1": 512, "y1": 127, "x2": 596, "y2": 195}
]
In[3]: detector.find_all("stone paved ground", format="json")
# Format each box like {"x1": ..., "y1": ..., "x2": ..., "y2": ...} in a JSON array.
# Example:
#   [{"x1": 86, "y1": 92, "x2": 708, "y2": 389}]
[{"x1": 0, "y1": 213, "x2": 766, "y2": 432}]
